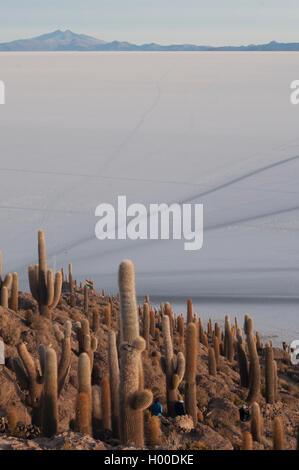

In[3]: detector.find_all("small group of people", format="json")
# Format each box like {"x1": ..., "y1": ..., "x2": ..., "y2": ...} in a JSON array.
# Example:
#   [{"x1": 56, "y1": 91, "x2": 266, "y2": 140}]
[
  {"x1": 149, "y1": 396, "x2": 186, "y2": 417},
  {"x1": 150, "y1": 397, "x2": 251, "y2": 424}
]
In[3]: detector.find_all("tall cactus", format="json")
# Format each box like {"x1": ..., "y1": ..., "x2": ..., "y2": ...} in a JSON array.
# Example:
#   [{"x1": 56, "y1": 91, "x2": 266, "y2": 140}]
[
  {"x1": 42, "y1": 348, "x2": 58, "y2": 437},
  {"x1": 273, "y1": 417, "x2": 284, "y2": 450},
  {"x1": 0, "y1": 249, "x2": 12, "y2": 307},
  {"x1": 9, "y1": 272, "x2": 18, "y2": 312},
  {"x1": 118, "y1": 260, "x2": 139, "y2": 343},
  {"x1": 75, "y1": 392, "x2": 92, "y2": 435},
  {"x1": 150, "y1": 309, "x2": 156, "y2": 339},
  {"x1": 108, "y1": 330, "x2": 120, "y2": 437},
  {"x1": 161, "y1": 315, "x2": 185, "y2": 417},
  {"x1": 236, "y1": 327, "x2": 249, "y2": 388},
  {"x1": 208, "y1": 347, "x2": 217, "y2": 376},
  {"x1": 119, "y1": 337, "x2": 153, "y2": 446},
  {"x1": 1, "y1": 286, "x2": 8, "y2": 308},
  {"x1": 224, "y1": 315, "x2": 234, "y2": 362},
  {"x1": 187, "y1": 298, "x2": 193, "y2": 324},
  {"x1": 177, "y1": 315, "x2": 185, "y2": 348},
  {"x1": 265, "y1": 342, "x2": 275, "y2": 404},
  {"x1": 246, "y1": 316, "x2": 260, "y2": 403},
  {"x1": 185, "y1": 322, "x2": 198, "y2": 425},
  {"x1": 250, "y1": 402, "x2": 262, "y2": 442},
  {"x1": 143, "y1": 302, "x2": 150, "y2": 352},
  {"x1": 28, "y1": 230, "x2": 62, "y2": 318},
  {"x1": 101, "y1": 376, "x2": 112, "y2": 431}
]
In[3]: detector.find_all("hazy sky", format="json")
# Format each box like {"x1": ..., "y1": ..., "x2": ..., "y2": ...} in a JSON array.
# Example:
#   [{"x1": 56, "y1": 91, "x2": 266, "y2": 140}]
[{"x1": 1, "y1": 0, "x2": 299, "y2": 45}]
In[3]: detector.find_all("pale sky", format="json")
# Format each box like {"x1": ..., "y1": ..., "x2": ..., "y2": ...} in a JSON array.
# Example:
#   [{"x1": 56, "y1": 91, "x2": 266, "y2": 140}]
[{"x1": 0, "y1": 0, "x2": 299, "y2": 45}]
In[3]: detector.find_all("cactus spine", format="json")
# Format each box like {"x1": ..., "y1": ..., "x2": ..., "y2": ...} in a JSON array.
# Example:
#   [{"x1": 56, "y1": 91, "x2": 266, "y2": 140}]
[
  {"x1": 28, "y1": 230, "x2": 62, "y2": 318},
  {"x1": 42, "y1": 348, "x2": 58, "y2": 437}
]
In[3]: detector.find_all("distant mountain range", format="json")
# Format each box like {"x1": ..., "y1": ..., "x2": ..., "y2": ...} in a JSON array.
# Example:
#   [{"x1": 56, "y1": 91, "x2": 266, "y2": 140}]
[{"x1": 1, "y1": 30, "x2": 299, "y2": 51}]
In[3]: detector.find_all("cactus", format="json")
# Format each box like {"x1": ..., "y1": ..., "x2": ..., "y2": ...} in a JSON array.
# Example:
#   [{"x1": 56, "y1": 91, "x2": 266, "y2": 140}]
[
  {"x1": 92, "y1": 308, "x2": 100, "y2": 333},
  {"x1": 145, "y1": 414, "x2": 161, "y2": 446},
  {"x1": 119, "y1": 336, "x2": 153, "y2": 446},
  {"x1": 75, "y1": 392, "x2": 92, "y2": 435},
  {"x1": 207, "y1": 319, "x2": 213, "y2": 337},
  {"x1": 213, "y1": 336, "x2": 220, "y2": 369},
  {"x1": 187, "y1": 298, "x2": 193, "y2": 324},
  {"x1": 185, "y1": 322, "x2": 198, "y2": 425},
  {"x1": 69, "y1": 263, "x2": 74, "y2": 296},
  {"x1": 250, "y1": 402, "x2": 262, "y2": 442},
  {"x1": 0, "y1": 250, "x2": 12, "y2": 307},
  {"x1": 273, "y1": 417, "x2": 283, "y2": 450},
  {"x1": 165, "y1": 302, "x2": 174, "y2": 339},
  {"x1": 273, "y1": 360, "x2": 278, "y2": 401},
  {"x1": 118, "y1": 260, "x2": 139, "y2": 343},
  {"x1": 161, "y1": 315, "x2": 185, "y2": 417},
  {"x1": 91, "y1": 385, "x2": 102, "y2": 436},
  {"x1": 6, "y1": 408, "x2": 17, "y2": 434},
  {"x1": 237, "y1": 341, "x2": 249, "y2": 388},
  {"x1": 101, "y1": 376, "x2": 112, "y2": 431},
  {"x1": 1, "y1": 286, "x2": 8, "y2": 308},
  {"x1": 55, "y1": 321, "x2": 72, "y2": 394},
  {"x1": 78, "y1": 352, "x2": 92, "y2": 400},
  {"x1": 28, "y1": 230, "x2": 62, "y2": 318},
  {"x1": 108, "y1": 330, "x2": 120, "y2": 437},
  {"x1": 265, "y1": 342, "x2": 275, "y2": 404},
  {"x1": 214, "y1": 322, "x2": 221, "y2": 340},
  {"x1": 13, "y1": 323, "x2": 70, "y2": 428},
  {"x1": 84, "y1": 285, "x2": 89, "y2": 315},
  {"x1": 177, "y1": 315, "x2": 185, "y2": 348},
  {"x1": 76, "y1": 319, "x2": 97, "y2": 369},
  {"x1": 150, "y1": 309, "x2": 156, "y2": 339},
  {"x1": 256, "y1": 331, "x2": 263, "y2": 352},
  {"x1": 143, "y1": 302, "x2": 150, "y2": 351},
  {"x1": 245, "y1": 316, "x2": 260, "y2": 403},
  {"x1": 9, "y1": 272, "x2": 18, "y2": 312},
  {"x1": 42, "y1": 348, "x2": 58, "y2": 437},
  {"x1": 104, "y1": 303, "x2": 111, "y2": 328},
  {"x1": 208, "y1": 347, "x2": 217, "y2": 376},
  {"x1": 241, "y1": 431, "x2": 253, "y2": 450},
  {"x1": 224, "y1": 315, "x2": 234, "y2": 362}
]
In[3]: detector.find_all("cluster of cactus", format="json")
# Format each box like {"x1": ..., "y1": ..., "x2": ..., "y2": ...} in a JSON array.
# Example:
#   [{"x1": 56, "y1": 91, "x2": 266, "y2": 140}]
[
  {"x1": 0, "y1": 249, "x2": 12, "y2": 308},
  {"x1": 161, "y1": 314, "x2": 185, "y2": 417},
  {"x1": 13, "y1": 321, "x2": 71, "y2": 434},
  {"x1": 75, "y1": 318, "x2": 97, "y2": 369},
  {"x1": 28, "y1": 230, "x2": 62, "y2": 318},
  {"x1": 185, "y1": 322, "x2": 198, "y2": 425}
]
